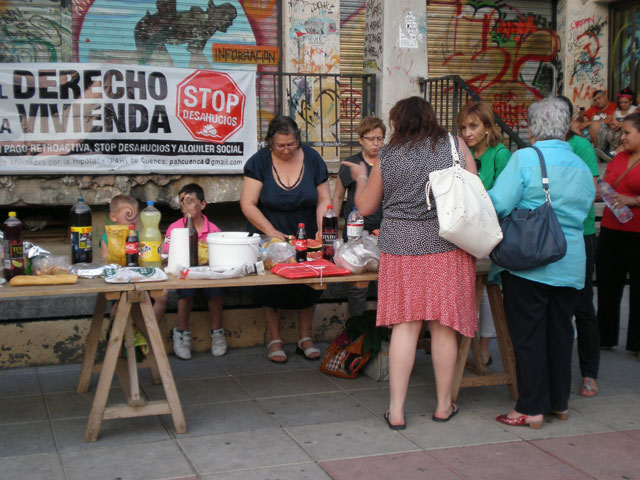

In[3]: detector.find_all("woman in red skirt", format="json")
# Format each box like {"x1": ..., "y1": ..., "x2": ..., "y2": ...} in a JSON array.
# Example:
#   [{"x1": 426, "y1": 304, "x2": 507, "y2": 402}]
[{"x1": 342, "y1": 97, "x2": 478, "y2": 429}]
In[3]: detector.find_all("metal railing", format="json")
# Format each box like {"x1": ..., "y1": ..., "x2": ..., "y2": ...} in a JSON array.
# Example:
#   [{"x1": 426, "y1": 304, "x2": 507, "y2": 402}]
[
  {"x1": 255, "y1": 72, "x2": 376, "y2": 158},
  {"x1": 419, "y1": 75, "x2": 527, "y2": 151}
]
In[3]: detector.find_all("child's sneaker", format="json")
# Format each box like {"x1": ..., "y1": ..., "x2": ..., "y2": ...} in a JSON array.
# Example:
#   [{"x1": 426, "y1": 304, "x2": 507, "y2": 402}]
[
  {"x1": 172, "y1": 327, "x2": 192, "y2": 360},
  {"x1": 210, "y1": 328, "x2": 227, "y2": 357}
]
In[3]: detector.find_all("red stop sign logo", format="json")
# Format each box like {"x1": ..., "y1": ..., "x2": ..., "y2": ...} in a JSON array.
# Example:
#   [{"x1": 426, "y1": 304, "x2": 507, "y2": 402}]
[{"x1": 176, "y1": 70, "x2": 246, "y2": 143}]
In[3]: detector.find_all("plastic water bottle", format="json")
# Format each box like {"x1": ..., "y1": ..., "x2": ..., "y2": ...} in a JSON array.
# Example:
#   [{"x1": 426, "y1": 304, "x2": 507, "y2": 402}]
[
  {"x1": 597, "y1": 179, "x2": 633, "y2": 224},
  {"x1": 322, "y1": 205, "x2": 337, "y2": 261},
  {"x1": 70, "y1": 197, "x2": 92, "y2": 263},
  {"x1": 346, "y1": 208, "x2": 364, "y2": 241},
  {"x1": 3, "y1": 212, "x2": 25, "y2": 280},
  {"x1": 139, "y1": 201, "x2": 162, "y2": 267}
]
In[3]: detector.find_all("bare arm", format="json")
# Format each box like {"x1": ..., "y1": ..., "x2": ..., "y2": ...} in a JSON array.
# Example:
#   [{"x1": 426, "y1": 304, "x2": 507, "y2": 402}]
[
  {"x1": 340, "y1": 159, "x2": 383, "y2": 216},
  {"x1": 458, "y1": 136, "x2": 478, "y2": 175},
  {"x1": 316, "y1": 181, "x2": 332, "y2": 241},
  {"x1": 331, "y1": 177, "x2": 346, "y2": 217},
  {"x1": 239, "y1": 177, "x2": 286, "y2": 240}
]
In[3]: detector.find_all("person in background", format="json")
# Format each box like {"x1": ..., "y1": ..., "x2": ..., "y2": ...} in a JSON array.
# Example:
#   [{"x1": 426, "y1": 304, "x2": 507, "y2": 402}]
[
  {"x1": 597, "y1": 111, "x2": 640, "y2": 360},
  {"x1": 558, "y1": 95, "x2": 601, "y2": 397},
  {"x1": 343, "y1": 96, "x2": 477, "y2": 429},
  {"x1": 581, "y1": 90, "x2": 617, "y2": 146},
  {"x1": 163, "y1": 183, "x2": 226, "y2": 360},
  {"x1": 456, "y1": 101, "x2": 511, "y2": 367},
  {"x1": 489, "y1": 97, "x2": 594, "y2": 429},
  {"x1": 332, "y1": 116, "x2": 385, "y2": 317},
  {"x1": 605, "y1": 88, "x2": 637, "y2": 156},
  {"x1": 240, "y1": 115, "x2": 331, "y2": 363},
  {"x1": 100, "y1": 195, "x2": 169, "y2": 324}
]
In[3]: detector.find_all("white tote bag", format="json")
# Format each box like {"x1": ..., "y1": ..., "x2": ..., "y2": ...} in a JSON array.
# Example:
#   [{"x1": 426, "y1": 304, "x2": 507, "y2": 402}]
[{"x1": 425, "y1": 134, "x2": 503, "y2": 259}]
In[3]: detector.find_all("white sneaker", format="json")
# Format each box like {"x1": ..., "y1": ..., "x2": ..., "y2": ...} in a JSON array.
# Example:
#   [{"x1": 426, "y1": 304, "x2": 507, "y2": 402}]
[
  {"x1": 172, "y1": 327, "x2": 192, "y2": 360},
  {"x1": 210, "y1": 328, "x2": 227, "y2": 357}
]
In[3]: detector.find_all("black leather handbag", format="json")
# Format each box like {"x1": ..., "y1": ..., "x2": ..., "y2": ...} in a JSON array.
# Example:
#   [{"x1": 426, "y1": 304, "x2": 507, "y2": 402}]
[{"x1": 489, "y1": 146, "x2": 567, "y2": 271}]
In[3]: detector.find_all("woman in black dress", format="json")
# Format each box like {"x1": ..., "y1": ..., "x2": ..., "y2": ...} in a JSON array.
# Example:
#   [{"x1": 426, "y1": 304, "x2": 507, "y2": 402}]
[{"x1": 240, "y1": 116, "x2": 332, "y2": 362}]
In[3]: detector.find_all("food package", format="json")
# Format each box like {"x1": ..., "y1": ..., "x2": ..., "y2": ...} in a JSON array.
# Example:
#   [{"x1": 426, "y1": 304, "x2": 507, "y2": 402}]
[
  {"x1": 178, "y1": 261, "x2": 265, "y2": 280},
  {"x1": 32, "y1": 255, "x2": 71, "y2": 275},
  {"x1": 263, "y1": 241, "x2": 296, "y2": 270},
  {"x1": 105, "y1": 224, "x2": 130, "y2": 266},
  {"x1": 198, "y1": 241, "x2": 208, "y2": 265},
  {"x1": 103, "y1": 266, "x2": 168, "y2": 283},
  {"x1": 69, "y1": 263, "x2": 119, "y2": 278},
  {"x1": 334, "y1": 232, "x2": 380, "y2": 274}
]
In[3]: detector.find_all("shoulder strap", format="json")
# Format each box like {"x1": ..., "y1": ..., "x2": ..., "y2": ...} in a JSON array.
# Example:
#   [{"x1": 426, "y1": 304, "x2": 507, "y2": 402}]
[
  {"x1": 612, "y1": 157, "x2": 640, "y2": 188},
  {"x1": 448, "y1": 133, "x2": 461, "y2": 166},
  {"x1": 530, "y1": 145, "x2": 552, "y2": 204}
]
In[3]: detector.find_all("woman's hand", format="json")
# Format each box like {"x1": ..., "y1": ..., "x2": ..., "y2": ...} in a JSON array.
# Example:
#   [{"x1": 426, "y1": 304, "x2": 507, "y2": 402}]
[
  {"x1": 340, "y1": 159, "x2": 368, "y2": 181},
  {"x1": 612, "y1": 193, "x2": 640, "y2": 208}
]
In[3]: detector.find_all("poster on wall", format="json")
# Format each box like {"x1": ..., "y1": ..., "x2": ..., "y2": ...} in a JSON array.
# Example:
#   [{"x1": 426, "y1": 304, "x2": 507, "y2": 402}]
[{"x1": 0, "y1": 63, "x2": 257, "y2": 174}]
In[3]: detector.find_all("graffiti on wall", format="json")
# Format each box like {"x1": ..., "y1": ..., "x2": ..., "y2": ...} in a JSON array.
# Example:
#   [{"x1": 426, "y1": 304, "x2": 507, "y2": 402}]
[
  {"x1": 363, "y1": 0, "x2": 383, "y2": 72},
  {"x1": 430, "y1": 0, "x2": 560, "y2": 129},
  {"x1": 289, "y1": 16, "x2": 339, "y2": 73},
  {"x1": 567, "y1": 13, "x2": 607, "y2": 103}
]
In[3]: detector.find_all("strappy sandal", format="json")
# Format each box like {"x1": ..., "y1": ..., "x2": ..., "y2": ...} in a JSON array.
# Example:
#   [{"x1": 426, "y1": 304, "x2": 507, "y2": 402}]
[
  {"x1": 296, "y1": 337, "x2": 321, "y2": 360},
  {"x1": 580, "y1": 377, "x2": 598, "y2": 397},
  {"x1": 267, "y1": 339, "x2": 287, "y2": 363}
]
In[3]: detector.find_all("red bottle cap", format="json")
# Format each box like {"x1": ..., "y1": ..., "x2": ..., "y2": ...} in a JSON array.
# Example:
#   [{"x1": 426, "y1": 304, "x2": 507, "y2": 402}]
[
  {"x1": 298, "y1": 223, "x2": 305, "y2": 228},
  {"x1": 327, "y1": 205, "x2": 333, "y2": 209},
  {"x1": 128, "y1": 224, "x2": 135, "y2": 230}
]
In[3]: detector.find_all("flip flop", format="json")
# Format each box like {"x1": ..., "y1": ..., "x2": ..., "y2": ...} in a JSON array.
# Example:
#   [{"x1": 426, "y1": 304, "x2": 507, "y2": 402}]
[
  {"x1": 384, "y1": 411, "x2": 406, "y2": 430},
  {"x1": 580, "y1": 378, "x2": 598, "y2": 397},
  {"x1": 296, "y1": 337, "x2": 321, "y2": 361},
  {"x1": 267, "y1": 339, "x2": 287, "y2": 363},
  {"x1": 432, "y1": 404, "x2": 459, "y2": 422}
]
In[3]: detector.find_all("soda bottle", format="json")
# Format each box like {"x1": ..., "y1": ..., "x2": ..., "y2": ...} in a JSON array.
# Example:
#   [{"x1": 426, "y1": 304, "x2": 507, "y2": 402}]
[
  {"x1": 185, "y1": 213, "x2": 198, "y2": 267},
  {"x1": 139, "y1": 200, "x2": 162, "y2": 267},
  {"x1": 295, "y1": 222, "x2": 307, "y2": 263},
  {"x1": 322, "y1": 205, "x2": 338, "y2": 261},
  {"x1": 70, "y1": 197, "x2": 93, "y2": 263},
  {"x1": 597, "y1": 179, "x2": 633, "y2": 224},
  {"x1": 346, "y1": 207, "x2": 365, "y2": 242},
  {"x1": 3, "y1": 212, "x2": 25, "y2": 280},
  {"x1": 125, "y1": 224, "x2": 139, "y2": 267}
]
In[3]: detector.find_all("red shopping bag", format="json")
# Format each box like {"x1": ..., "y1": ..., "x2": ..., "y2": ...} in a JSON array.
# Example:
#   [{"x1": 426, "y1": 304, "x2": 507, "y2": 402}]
[{"x1": 271, "y1": 259, "x2": 351, "y2": 279}]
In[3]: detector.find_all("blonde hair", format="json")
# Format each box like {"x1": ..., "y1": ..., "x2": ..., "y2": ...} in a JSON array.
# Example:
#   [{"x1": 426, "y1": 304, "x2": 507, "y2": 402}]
[
  {"x1": 109, "y1": 195, "x2": 138, "y2": 223},
  {"x1": 456, "y1": 102, "x2": 503, "y2": 147}
]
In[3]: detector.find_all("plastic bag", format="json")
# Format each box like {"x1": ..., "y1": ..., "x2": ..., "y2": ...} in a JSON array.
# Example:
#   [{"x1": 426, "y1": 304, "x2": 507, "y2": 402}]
[
  {"x1": 177, "y1": 261, "x2": 265, "y2": 280},
  {"x1": 334, "y1": 231, "x2": 380, "y2": 274},
  {"x1": 263, "y1": 241, "x2": 295, "y2": 270},
  {"x1": 32, "y1": 255, "x2": 71, "y2": 275},
  {"x1": 104, "y1": 266, "x2": 168, "y2": 283}
]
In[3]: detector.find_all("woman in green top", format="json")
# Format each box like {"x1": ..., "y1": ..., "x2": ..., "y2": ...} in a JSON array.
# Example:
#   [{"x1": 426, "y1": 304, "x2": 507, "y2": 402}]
[{"x1": 457, "y1": 101, "x2": 511, "y2": 366}]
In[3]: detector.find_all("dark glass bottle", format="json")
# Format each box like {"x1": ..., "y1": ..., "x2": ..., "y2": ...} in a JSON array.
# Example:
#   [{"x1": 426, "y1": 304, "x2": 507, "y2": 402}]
[
  {"x1": 322, "y1": 204, "x2": 338, "y2": 261},
  {"x1": 70, "y1": 197, "x2": 92, "y2": 264},
  {"x1": 186, "y1": 213, "x2": 198, "y2": 267},
  {"x1": 125, "y1": 224, "x2": 139, "y2": 267},
  {"x1": 295, "y1": 222, "x2": 307, "y2": 263},
  {"x1": 3, "y1": 211, "x2": 25, "y2": 280}
]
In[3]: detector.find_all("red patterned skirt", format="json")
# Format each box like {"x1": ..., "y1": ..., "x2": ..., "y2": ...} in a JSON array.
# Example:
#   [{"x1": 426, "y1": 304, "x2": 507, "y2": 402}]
[{"x1": 376, "y1": 249, "x2": 477, "y2": 337}]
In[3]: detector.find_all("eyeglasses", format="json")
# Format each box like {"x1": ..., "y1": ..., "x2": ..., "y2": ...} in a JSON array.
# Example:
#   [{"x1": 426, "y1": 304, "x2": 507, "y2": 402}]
[
  {"x1": 273, "y1": 142, "x2": 298, "y2": 150},
  {"x1": 362, "y1": 136, "x2": 384, "y2": 143}
]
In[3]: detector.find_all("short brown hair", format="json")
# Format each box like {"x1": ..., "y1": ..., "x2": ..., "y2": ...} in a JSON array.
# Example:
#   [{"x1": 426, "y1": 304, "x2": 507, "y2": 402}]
[
  {"x1": 456, "y1": 102, "x2": 503, "y2": 147},
  {"x1": 357, "y1": 116, "x2": 386, "y2": 138},
  {"x1": 109, "y1": 194, "x2": 138, "y2": 214}
]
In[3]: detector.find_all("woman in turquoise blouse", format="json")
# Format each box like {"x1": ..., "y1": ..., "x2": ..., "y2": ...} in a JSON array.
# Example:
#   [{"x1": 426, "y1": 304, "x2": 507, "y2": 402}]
[
  {"x1": 489, "y1": 97, "x2": 595, "y2": 429},
  {"x1": 457, "y1": 102, "x2": 511, "y2": 366}
]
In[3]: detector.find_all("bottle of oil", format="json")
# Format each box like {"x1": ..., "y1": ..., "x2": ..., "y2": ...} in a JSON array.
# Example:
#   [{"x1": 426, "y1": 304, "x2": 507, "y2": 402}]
[
  {"x1": 3, "y1": 212, "x2": 25, "y2": 280},
  {"x1": 139, "y1": 201, "x2": 162, "y2": 267}
]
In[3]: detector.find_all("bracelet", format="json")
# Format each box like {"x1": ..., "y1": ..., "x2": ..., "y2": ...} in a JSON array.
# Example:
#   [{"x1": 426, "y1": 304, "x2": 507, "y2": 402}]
[{"x1": 356, "y1": 174, "x2": 368, "y2": 181}]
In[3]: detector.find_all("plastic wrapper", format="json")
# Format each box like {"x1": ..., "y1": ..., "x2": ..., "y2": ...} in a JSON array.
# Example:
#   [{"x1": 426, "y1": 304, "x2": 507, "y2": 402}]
[
  {"x1": 261, "y1": 240, "x2": 295, "y2": 269},
  {"x1": 103, "y1": 266, "x2": 168, "y2": 283},
  {"x1": 334, "y1": 232, "x2": 380, "y2": 274},
  {"x1": 177, "y1": 261, "x2": 265, "y2": 280},
  {"x1": 105, "y1": 224, "x2": 129, "y2": 266},
  {"x1": 32, "y1": 255, "x2": 71, "y2": 275},
  {"x1": 24, "y1": 242, "x2": 51, "y2": 259},
  {"x1": 69, "y1": 263, "x2": 119, "y2": 278}
]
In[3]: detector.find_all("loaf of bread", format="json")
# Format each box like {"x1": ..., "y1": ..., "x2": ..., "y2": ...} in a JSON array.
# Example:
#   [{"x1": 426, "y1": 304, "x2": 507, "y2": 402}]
[{"x1": 9, "y1": 274, "x2": 78, "y2": 286}]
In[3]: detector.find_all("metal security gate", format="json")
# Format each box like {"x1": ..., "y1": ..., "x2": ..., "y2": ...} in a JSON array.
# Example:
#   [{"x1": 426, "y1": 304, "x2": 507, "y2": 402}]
[{"x1": 610, "y1": 0, "x2": 640, "y2": 97}]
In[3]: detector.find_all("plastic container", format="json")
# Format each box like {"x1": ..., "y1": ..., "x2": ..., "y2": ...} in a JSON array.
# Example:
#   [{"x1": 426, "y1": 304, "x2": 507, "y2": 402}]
[
  {"x1": 139, "y1": 200, "x2": 162, "y2": 267},
  {"x1": 322, "y1": 205, "x2": 337, "y2": 261},
  {"x1": 597, "y1": 179, "x2": 633, "y2": 224},
  {"x1": 346, "y1": 207, "x2": 364, "y2": 242},
  {"x1": 206, "y1": 232, "x2": 261, "y2": 267},
  {"x1": 70, "y1": 197, "x2": 92, "y2": 264},
  {"x1": 3, "y1": 211, "x2": 25, "y2": 280}
]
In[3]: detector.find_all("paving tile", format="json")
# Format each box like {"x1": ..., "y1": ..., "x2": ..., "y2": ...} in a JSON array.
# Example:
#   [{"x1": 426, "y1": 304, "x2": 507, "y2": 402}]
[
  {"x1": 0, "y1": 452, "x2": 65, "y2": 480},
  {"x1": 38, "y1": 370, "x2": 114, "y2": 394},
  {"x1": 234, "y1": 370, "x2": 338, "y2": 399},
  {"x1": 0, "y1": 421, "x2": 56, "y2": 457},
  {"x1": 165, "y1": 400, "x2": 278, "y2": 437},
  {"x1": 144, "y1": 376, "x2": 251, "y2": 406},
  {"x1": 60, "y1": 440, "x2": 194, "y2": 480},
  {"x1": 202, "y1": 462, "x2": 332, "y2": 480},
  {"x1": 45, "y1": 388, "x2": 128, "y2": 419},
  {"x1": 212, "y1": 349, "x2": 311, "y2": 376},
  {"x1": 178, "y1": 428, "x2": 311, "y2": 474},
  {"x1": 401, "y1": 410, "x2": 521, "y2": 450},
  {"x1": 36, "y1": 363, "x2": 82, "y2": 375},
  {"x1": 321, "y1": 451, "x2": 462, "y2": 480},
  {"x1": 349, "y1": 383, "x2": 437, "y2": 417},
  {"x1": 569, "y1": 393, "x2": 640, "y2": 431},
  {"x1": 622, "y1": 428, "x2": 640, "y2": 442},
  {"x1": 167, "y1": 352, "x2": 227, "y2": 381},
  {"x1": 0, "y1": 394, "x2": 48, "y2": 424},
  {"x1": 0, "y1": 370, "x2": 41, "y2": 396},
  {"x1": 286, "y1": 417, "x2": 419, "y2": 461},
  {"x1": 430, "y1": 440, "x2": 589, "y2": 480},
  {"x1": 455, "y1": 385, "x2": 518, "y2": 415},
  {"x1": 321, "y1": 372, "x2": 385, "y2": 392},
  {"x1": 53, "y1": 416, "x2": 171, "y2": 452},
  {"x1": 257, "y1": 392, "x2": 376, "y2": 427},
  {"x1": 533, "y1": 431, "x2": 640, "y2": 480}
]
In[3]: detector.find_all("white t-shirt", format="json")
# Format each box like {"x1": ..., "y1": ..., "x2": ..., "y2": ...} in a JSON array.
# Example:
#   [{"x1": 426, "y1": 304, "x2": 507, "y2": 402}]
[{"x1": 615, "y1": 105, "x2": 637, "y2": 122}]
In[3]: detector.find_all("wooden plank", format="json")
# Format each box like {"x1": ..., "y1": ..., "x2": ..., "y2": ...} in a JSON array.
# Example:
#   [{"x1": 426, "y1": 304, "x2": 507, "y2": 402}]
[
  {"x1": 460, "y1": 372, "x2": 512, "y2": 387},
  {"x1": 103, "y1": 400, "x2": 171, "y2": 420},
  {"x1": 0, "y1": 278, "x2": 135, "y2": 299},
  {"x1": 487, "y1": 284, "x2": 518, "y2": 401},
  {"x1": 451, "y1": 336, "x2": 471, "y2": 403},
  {"x1": 77, "y1": 292, "x2": 107, "y2": 394},
  {"x1": 131, "y1": 307, "x2": 162, "y2": 384},
  {"x1": 123, "y1": 320, "x2": 142, "y2": 405}
]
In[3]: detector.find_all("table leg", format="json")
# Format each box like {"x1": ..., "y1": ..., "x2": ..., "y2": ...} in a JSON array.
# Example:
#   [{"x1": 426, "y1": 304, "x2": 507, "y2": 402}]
[
  {"x1": 452, "y1": 336, "x2": 471, "y2": 403},
  {"x1": 123, "y1": 320, "x2": 143, "y2": 405},
  {"x1": 137, "y1": 292, "x2": 186, "y2": 434},
  {"x1": 84, "y1": 292, "x2": 132, "y2": 443},
  {"x1": 131, "y1": 305, "x2": 162, "y2": 384},
  {"x1": 487, "y1": 284, "x2": 518, "y2": 401},
  {"x1": 78, "y1": 293, "x2": 107, "y2": 394}
]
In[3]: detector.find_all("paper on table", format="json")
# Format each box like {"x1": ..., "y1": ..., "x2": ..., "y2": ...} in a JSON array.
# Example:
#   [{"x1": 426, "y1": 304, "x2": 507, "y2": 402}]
[{"x1": 166, "y1": 228, "x2": 189, "y2": 275}]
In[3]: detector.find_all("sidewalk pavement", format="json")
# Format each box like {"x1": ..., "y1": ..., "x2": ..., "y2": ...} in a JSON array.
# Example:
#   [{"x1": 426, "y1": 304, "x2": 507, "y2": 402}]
[{"x1": 0, "y1": 310, "x2": 638, "y2": 479}]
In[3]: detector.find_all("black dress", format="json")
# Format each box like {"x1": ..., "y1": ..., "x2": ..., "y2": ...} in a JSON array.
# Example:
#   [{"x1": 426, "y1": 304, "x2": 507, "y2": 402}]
[{"x1": 243, "y1": 145, "x2": 329, "y2": 309}]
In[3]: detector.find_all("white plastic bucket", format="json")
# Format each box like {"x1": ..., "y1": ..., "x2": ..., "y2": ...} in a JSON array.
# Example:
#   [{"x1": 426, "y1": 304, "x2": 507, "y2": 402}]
[{"x1": 206, "y1": 232, "x2": 261, "y2": 267}]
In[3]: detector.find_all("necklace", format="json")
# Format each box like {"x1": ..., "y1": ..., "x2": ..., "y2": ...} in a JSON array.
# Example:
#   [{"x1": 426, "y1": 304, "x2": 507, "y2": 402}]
[{"x1": 272, "y1": 161, "x2": 304, "y2": 190}]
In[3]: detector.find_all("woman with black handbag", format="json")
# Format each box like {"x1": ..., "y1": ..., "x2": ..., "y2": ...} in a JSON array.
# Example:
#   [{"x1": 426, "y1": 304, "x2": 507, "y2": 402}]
[{"x1": 488, "y1": 97, "x2": 595, "y2": 428}]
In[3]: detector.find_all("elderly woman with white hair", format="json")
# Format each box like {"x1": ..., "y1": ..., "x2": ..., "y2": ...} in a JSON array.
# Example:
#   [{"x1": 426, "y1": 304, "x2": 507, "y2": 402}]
[{"x1": 488, "y1": 97, "x2": 595, "y2": 429}]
